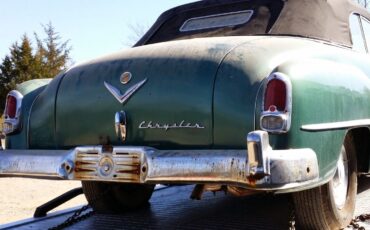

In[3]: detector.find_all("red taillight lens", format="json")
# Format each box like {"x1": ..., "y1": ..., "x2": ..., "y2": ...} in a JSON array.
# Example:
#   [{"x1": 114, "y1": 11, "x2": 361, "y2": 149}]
[
  {"x1": 264, "y1": 79, "x2": 287, "y2": 111},
  {"x1": 5, "y1": 95, "x2": 17, "y2": 119}
]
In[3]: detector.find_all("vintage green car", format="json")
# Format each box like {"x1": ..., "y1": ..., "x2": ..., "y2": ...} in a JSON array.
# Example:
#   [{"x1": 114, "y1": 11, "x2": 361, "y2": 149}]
[{"x1": 1, "y1": 0, "x2": 370, "y2": 229}]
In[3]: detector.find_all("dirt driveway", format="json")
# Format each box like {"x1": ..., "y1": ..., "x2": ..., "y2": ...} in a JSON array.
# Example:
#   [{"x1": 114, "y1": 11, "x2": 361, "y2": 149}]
[
  {"x1": 0, "y1": 136, "x2": 87, "y2": 224},
  {"x1": 0, "y1": 138, "x2": 86, "y2": 224},
  {"x1": 0, "y1": 178, "x2": 86, "y2": 224}
]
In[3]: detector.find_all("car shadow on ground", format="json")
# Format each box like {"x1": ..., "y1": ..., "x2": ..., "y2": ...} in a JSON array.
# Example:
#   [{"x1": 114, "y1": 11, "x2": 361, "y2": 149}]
[{"x1": 358, "y1": 176, "x2": 370, "y2": 194}]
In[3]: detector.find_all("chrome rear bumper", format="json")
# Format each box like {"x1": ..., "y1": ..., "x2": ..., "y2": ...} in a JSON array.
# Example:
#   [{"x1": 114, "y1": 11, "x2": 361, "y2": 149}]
[{"x1": 0, "y1": 131, "x2": 319, "y2": 192}]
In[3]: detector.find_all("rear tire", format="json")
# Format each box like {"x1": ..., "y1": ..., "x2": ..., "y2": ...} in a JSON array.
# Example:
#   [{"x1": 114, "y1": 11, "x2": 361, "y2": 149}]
[
  {"x1": 82, "y1": 181, "x2": 155, "y2": 214},
  {"x1": 293, "y1": 135, "x2": 357, "y2": 229}
]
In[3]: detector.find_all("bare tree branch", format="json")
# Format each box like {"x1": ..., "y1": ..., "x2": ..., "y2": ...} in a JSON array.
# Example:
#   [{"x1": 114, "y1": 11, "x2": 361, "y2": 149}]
[
  {"x1": 123, "y1": 22, "x2": 151, "y2": 47},
  {"x1": 357, "y1": 0, "x2": 370, "y2": 9}
]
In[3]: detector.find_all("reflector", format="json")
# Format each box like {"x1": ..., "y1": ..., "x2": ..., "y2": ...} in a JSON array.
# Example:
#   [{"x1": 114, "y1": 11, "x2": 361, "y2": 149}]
[{"x1": 261, "y1": 116, "x2": 284, "y2": 130}]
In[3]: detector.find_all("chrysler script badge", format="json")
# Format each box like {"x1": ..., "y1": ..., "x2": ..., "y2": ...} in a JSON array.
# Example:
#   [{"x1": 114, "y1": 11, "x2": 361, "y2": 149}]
[
  {"x1": 139, "y1": 120, "x2": 205, "y2": 131},
  {"x1": 104, "y1": 78, "x2": 147, "y2": 104}
]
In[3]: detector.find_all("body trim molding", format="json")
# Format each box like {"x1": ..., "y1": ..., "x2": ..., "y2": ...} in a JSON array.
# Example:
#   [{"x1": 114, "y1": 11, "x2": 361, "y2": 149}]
[{"x1": 301, "y1": 119, "x2": 370, "y2": 132}]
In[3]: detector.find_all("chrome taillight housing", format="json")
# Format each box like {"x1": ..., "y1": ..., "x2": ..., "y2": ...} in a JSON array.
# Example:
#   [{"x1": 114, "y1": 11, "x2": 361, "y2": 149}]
[
  {"x1": 260, "y1": 72, "x2": 292, "y2": 133},
  {"x1": 3, "y1": 90, "x2": 23, "y2": 135}
]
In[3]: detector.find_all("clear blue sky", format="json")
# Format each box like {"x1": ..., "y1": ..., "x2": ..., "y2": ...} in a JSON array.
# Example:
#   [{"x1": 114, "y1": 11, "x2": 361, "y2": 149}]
[{"x1": 0, "y1": 0, "x2": 196, "y2": 64}]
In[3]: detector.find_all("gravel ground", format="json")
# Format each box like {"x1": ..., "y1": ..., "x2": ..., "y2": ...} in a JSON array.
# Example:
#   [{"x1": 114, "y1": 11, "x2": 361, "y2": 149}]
[
  {"x1": 0, "y1": 178, "x2": 87, "y2": 225},
  {"x1": 0, "y1": 138, "x2": 87, "y2": 224}
]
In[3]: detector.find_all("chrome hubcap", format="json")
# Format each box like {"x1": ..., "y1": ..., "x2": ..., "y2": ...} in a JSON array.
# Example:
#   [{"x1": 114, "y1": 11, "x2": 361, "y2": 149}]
[{"x1": 331, "y1": 146, "x2": 348, "y2": 209}]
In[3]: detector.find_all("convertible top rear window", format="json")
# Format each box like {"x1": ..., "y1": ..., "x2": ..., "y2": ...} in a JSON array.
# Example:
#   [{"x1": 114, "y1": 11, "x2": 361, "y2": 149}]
[
  {"x1": 179, "y1": 10, "x2": 254, "y2": 32},
  {"x1": 136, "y1": 0, "x2": 370, "y2": 48},
  {"x1": 145, "y1": 0, "x2": 284, "y2": 45}
]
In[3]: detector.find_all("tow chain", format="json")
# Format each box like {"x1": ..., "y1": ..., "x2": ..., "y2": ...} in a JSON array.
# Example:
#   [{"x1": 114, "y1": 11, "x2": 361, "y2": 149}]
[
  {"x1": 348, "y1": 214, "x2": 370, "y2": 230},
  {"x1": 48, "y1": 205, "x2": 95, "y2": 230},
  {"x1": 48, "y1": 185, "x2": 113, "y2": 230}
]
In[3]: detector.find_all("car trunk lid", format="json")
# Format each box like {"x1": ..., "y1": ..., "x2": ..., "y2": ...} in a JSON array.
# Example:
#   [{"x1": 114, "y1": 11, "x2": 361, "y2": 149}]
[{"x1": 54, "y1": 38, "x2": 250, "y2": 149}]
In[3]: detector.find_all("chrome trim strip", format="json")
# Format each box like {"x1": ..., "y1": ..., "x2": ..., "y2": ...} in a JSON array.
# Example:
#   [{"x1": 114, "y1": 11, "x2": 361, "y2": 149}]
[
  {"x1": 104, "y1": 78, "x2": 147, "y2": 104},
  {"x1": 301, "y1": 119, "x2": 370, "y2": 132}
]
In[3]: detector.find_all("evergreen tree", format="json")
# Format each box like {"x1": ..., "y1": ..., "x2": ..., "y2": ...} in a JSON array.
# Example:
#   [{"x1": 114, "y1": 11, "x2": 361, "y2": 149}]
[
  {"x1": 0, "y1": 56, "x2": 14, "y2": 89},
  {"x1": 9, "y1": 35, "x2": 36, "y2": 87},
  {"x1": 35, "y1": 22, "x2": 72, "y2": 78},
  {"x1": 0, "y1": 56, "x2": 14, "y2": 109},
  {"x1": 0, "y1": 23, "x2": 71, "y2": 111}
]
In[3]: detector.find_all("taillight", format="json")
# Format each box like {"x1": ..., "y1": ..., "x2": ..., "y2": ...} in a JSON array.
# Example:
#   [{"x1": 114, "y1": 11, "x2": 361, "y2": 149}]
[
  {"x1": 5, "y1": 95, "x2": 17, "y2": 119},
  {"x1": 3, "y1": 90, "x2": 23, "y2": 135},
  {"x1": 260, "y1": 73, "x2": 292, "y2": 133},
  {"x1": 264, "y1": 79, "x2": 287, "y2": 112}
]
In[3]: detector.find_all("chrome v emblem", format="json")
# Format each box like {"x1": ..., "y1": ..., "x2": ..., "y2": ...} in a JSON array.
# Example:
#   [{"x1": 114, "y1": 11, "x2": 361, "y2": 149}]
[{"x1": 104, "y1": 78, "x2": 147, "y2": 104}]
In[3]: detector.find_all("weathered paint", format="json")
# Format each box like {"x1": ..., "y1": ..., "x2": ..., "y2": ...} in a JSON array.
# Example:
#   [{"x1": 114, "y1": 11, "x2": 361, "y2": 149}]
[
  {"x1": 52, "y1": 38, "x2": 257, "y2": 149},
  {"x1": 16, "y1": 79, "x2": 51, "y2": 96},
  {"x1": 213, "y1": 36, "x2": 370, "y2": 183},
  {"x1": 5, "y1": 79, "x2": 51, "y2": 149},
  {"x1": 28, "y1": 73, "x2": 66, "y2": 149},
  {"x1": 274, "y1": 64, "x2": 362, "y2": 176},
  {"x1": 214, "y1": 37, "x2": 273, "y2": 148},
  {"x1": 275, "y1": 50, "x2": 370, "y2": 178},
  {"x1": 6, "y1": 36, "x2": 370, "y2": 186}
]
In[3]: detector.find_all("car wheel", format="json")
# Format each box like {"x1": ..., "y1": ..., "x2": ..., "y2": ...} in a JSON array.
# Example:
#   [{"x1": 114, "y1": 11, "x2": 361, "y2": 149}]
[
  {"x1": 293, "y1": 135, "x2": 357, "y2": 230},
  {"x1": 82, "y1": 181, "x2": 155, "y2": 213}
]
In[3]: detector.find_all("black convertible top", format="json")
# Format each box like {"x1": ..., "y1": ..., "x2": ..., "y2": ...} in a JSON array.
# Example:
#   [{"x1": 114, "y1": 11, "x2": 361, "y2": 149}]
[{"x1": 135, "y1": 0, "x2": 370, "y2": 47}]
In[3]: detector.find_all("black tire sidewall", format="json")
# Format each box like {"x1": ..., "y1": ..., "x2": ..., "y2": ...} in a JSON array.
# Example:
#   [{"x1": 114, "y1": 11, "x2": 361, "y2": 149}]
[
  {"x1": 82, "y1": 181, "x2": 155, "y2": 214},
  {"x1": 293, "y1": 135, "x2": 358, "y2": 230},
  {"x1": 326, "y1": 136, "x2": 357, "y2": 228}
]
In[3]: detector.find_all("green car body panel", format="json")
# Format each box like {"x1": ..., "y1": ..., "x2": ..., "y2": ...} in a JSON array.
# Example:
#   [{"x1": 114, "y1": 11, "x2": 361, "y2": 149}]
[
  {"x1": 6, "y1": 36, "x2": 370, "y2": 181},
  {"x1": 30, "y1": 38, "x2": 251, "y2": 149},
  {"x1": 2, "y1": 0, "x2": 370, "y2": 198},
  {"x1": 5, "y1": 79, "x2": 51, "y2": 149}
]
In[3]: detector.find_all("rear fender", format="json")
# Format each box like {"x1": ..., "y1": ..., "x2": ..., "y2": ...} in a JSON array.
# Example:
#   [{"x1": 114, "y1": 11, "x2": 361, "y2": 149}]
[
  {"x1": 256, "y1": 58, "x2": 370, "y2": 180},
  {"x1": 5, "y1": 78, "x2": 55, "y2": 149}
]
